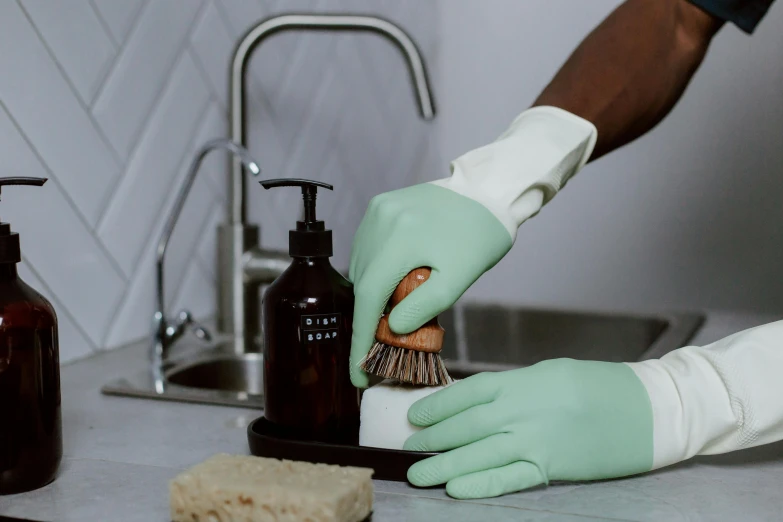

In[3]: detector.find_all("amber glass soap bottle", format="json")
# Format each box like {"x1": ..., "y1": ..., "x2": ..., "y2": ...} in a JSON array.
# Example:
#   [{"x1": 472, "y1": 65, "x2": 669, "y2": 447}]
[
  {"x1": 0, "y1": 178, "x2": 61, "y2": 495},
  {"x1": 260, "y1": 178, "x2": 358, "y2": 445}
]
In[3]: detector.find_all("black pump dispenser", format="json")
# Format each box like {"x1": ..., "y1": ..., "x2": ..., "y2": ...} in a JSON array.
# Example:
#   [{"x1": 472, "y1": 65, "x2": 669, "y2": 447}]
[
  {"x1": 0, "y1": 177, "x2": 47, "y2": 264},
  {"x1": 260, "y1": 178, "x2": 333, "y2": 258}
]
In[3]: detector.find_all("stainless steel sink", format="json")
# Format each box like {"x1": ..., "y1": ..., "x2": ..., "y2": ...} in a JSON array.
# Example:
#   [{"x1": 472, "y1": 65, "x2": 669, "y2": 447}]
[
  {"x1": 101, "y1": 304, "x2": 703, "y2": 408},
  {"x1": 440, "y1": 304, "x2": 702, "y2": 378},
  {"x1": 166, "y1": 353, "x2": 263, "y2": 395},
  {"x1": 102, "y1": 347, "x2": 267, "y2": 409}
]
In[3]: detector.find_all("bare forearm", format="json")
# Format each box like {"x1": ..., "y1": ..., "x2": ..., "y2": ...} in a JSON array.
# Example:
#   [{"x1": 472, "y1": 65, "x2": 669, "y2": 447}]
[{"x1": 534, "y1": 0, "x2": 724, "y2": 160}]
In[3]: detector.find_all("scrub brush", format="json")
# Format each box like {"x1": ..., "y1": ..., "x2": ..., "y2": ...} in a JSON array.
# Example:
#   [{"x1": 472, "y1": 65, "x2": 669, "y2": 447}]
[{"x1": 360, "y1": 268, "x2": 452, "y2": 386}]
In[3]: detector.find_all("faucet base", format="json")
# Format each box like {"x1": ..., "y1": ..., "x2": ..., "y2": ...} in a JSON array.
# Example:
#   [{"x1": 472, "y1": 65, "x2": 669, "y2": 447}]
[{"x1": 217, "y1": 223, "x2": 261, "y2": 353}]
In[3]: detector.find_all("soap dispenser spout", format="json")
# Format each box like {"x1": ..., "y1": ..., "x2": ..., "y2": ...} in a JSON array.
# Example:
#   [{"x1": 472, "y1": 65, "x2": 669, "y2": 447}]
[
  {"x1": 0, "y1": 177, "x2": 48, "y2": 265},
  {"x1": 259, "y1": 178, "x2": 333, "y2": 227},
  {"x1": 259, "y1": 179, "x2": 335, "y2": 258},
  {"x1": 0, "y1": 177, "x2": 47, "y2": 200}
]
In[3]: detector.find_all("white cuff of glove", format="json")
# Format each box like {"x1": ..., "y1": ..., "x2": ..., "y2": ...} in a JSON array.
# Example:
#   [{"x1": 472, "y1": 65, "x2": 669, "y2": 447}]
[
  {"x1": 430, "y1": 106, "x2": 597, "y2": 242},
  {"x1": 627, "y1": 320, "x2": 783, "y2": 470}
]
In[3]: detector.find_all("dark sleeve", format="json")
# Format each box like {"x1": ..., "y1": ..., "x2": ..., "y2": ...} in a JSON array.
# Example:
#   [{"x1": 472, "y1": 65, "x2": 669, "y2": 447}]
[{"x1": 687, "y1": 0, "x2": 776, "y2": 33}]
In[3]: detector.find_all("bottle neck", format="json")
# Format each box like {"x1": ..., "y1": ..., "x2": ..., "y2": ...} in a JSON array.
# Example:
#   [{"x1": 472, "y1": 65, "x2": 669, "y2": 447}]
[
  {"x1": 0, "y1": 263, "x2": 18, "y2": 281},
  {"x1": 291, "y1": 256, "x2": 332, "y2": 267}
]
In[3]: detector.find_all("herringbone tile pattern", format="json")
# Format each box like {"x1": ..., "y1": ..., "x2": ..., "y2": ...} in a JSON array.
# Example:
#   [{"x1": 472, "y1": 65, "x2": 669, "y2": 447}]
[{"x1": 0, "y1": 0, "x2": 439, "y2": 362}]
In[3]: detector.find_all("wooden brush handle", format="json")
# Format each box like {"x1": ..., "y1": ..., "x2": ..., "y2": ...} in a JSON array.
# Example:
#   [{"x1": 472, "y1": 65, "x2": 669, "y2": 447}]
[{"x1": 374, "y1": 268, "x2": 445, "y2": 354}]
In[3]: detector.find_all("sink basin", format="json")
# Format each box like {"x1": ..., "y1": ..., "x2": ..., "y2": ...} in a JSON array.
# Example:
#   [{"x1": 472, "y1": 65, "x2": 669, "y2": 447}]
[
  {"x1": 101, "y1": 304, "x2": 703, "y2": 408},
  {"x1": 166, "y1": 354, "x2": 263, "y2": 395},
  {"x1": 439, "y1": 304, "x2": 702, "y2": 378},
  {"x1": 101, "y1": 349, "x2": 266, "y2": 409}
]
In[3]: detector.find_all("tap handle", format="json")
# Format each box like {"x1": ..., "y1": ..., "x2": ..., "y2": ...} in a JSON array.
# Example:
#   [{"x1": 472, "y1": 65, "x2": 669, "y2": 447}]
[{"x1": 173, "y1": 310, "x2": 212, "y2": 343}]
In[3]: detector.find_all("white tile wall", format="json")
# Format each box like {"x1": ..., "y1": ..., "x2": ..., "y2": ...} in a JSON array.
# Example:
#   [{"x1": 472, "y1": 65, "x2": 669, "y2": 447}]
[
  {"x1": 90, "y1": 0, "x2": 147, "y2": 45},
  {"x1": 0, "y1": 1, "x2": 121, "y2": 226},
  {"x1": 20, "y1": 0, "x2": 116, "y2": 105},
  {"x1": 0, "y1": 0, "x2": 440, "y2": 363},
  {"x1": 92, "y1": 0, "x2": 205, "y2": 160}
]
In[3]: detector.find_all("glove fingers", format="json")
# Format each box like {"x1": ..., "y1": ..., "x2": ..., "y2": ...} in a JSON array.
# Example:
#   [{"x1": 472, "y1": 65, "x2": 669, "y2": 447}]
[
  {"x1": 350, "y1": 253, "x2": 412, "y2": 388},
  {"x1": 404, "y1": 403, "x2": 497, "y2": 452},
  {"x1": 445, "y1": 461, "x2": 546, "y2": 499},
  {"x1": 350, "y1": 293, "x2": 387, "y2": 388},
  {"x1": 408, "y1": 372, "x2": 497, "y2": 427},
  {"x1": 387, "y1": 270, "x2": 466, "y2": 334},
  {"x1": 407, "y1": 433, "x2": 517, "y2": 487}
]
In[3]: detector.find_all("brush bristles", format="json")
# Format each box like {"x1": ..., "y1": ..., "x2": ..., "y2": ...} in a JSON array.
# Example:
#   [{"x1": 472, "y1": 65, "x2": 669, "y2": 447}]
[{"x1": 360, "y1": 341, "x2": 453, "y2": 386}]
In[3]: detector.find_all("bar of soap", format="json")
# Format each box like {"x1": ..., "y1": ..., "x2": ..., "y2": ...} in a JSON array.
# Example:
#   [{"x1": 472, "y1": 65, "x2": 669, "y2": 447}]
[
  {"x1": 169, "y1": 454, "x2": 373, "y2": 522},
  {"x1": 359, "y1": 381, "x2": 446, "y2": 450}
]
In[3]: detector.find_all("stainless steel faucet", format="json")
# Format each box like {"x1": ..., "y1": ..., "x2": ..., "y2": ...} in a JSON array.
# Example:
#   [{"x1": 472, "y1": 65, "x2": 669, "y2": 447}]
[
  {"x1": 220, "y1": 14, "x2": 437, "y2": 353},
  {"x1": 152, "y1": 138, "x2": 261, "y2": 372}
]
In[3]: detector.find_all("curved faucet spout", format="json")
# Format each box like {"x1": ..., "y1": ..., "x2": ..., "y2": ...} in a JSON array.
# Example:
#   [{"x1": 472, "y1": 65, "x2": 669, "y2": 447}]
[
  {"x1": 230, "y1": 13, "x2": 437, "y2": 224},
  {"x1": 220, "y1": 13, "x2": 437, "y2": 351},
  {"x1": 153, "y1": 138, "x2": 260, "y2": 365},
  {"x1": 156, "y1": 138, "x2": 260, "y2": 312}
]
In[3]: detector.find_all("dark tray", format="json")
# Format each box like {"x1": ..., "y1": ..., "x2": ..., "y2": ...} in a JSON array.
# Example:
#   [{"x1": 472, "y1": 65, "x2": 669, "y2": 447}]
[{"x1": 247, "y1": 416, "x2": 437, "y2": 481}]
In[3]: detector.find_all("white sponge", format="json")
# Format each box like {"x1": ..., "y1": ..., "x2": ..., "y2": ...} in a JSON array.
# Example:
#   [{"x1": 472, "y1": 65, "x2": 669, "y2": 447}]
[{"x1": 359, "y1": 381, "x2": 446, "y2": 450}]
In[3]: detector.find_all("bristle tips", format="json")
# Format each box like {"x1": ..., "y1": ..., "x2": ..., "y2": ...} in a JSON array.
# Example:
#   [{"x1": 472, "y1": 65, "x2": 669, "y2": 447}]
[{"x1": 359, "y1": 341, "x2": 452, "y2": 386}]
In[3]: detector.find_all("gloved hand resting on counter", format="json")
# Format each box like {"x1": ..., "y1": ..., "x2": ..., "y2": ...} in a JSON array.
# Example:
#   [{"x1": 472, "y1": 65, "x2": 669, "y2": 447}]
[
  {"x1": 404, "y1": 320, "x2": 783, "y2": 499},
  {"x1": 348, "y1": 107, "x2": 597, "y2": 388}
]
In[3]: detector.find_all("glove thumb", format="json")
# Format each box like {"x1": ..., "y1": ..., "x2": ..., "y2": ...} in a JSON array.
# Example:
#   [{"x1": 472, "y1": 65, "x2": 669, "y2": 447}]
[{"x1": 388, "y1": 271, "x2": 463, "y2": 334}]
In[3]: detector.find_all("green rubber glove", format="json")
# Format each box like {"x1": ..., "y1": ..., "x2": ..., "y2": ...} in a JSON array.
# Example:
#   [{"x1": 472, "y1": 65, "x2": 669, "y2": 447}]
[
  {"x1": 403, "y1": 359, "x2": 654, "y2": 499},
  {"x1": 348, "y1": 106, "x2": 597, "y2": 389},
  {"x1": 348, "y1": 184, "x2": 512, "y2": 388}
]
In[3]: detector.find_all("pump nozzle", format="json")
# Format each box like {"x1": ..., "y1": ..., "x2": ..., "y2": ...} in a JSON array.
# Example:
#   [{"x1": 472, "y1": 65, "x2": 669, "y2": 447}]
[
  {"x1": 260, "y1": 178, "x2": 332, "y2": 224},
  {"x1": 0, "y1": 177, "x2": 47, "y2": 264},
  {"x1": 259, "y1": 178, "x2": 334, "y2": 258},
  {"x1": 0, "y1": 177, "x2": 47, "y2": 201}
]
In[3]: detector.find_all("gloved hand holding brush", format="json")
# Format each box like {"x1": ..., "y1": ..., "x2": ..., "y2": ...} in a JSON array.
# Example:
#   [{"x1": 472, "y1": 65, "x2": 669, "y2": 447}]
[{"x1": 349, "y1": 106, "x2": 597, "y2": 388}]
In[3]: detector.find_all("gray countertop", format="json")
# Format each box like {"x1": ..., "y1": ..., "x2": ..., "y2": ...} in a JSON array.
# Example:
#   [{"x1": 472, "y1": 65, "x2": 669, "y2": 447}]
[{"x1": 2, "y1": 310, "x2": 782, "y2": 522}]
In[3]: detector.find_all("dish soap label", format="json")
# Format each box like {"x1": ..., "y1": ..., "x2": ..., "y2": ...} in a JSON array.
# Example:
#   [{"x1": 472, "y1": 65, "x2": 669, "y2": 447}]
[{"x1": 301, "y1": 313, "x2": 341, "y2": 344}]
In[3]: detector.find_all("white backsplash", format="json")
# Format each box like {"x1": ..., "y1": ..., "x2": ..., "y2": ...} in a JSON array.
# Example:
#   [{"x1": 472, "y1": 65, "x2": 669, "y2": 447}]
[{"x1": 0, "y1": 0, "x2": 440, "y2": 362}]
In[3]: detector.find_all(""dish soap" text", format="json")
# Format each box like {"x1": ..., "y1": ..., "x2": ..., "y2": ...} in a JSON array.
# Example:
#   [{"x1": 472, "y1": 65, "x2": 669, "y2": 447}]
[{"x1": 300, "y1": 313, "x2": 341, "y2": 345}]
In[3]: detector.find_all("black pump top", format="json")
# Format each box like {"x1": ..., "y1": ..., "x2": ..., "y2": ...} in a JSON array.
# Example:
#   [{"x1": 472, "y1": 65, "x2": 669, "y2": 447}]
[
  {"x1": 260, "y1": 178, "x2": 334, "y2": 258},
  {"x1": 0, "y1": 177, "x2": 47, "y2": 264}
]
